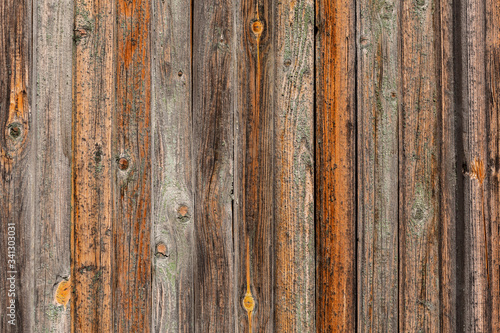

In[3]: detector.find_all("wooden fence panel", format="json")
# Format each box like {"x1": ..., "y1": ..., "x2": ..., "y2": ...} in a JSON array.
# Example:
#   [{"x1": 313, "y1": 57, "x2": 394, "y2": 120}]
[
  {"x1": 151, "y1": 0, "x2": 194, "y2": 331},
  {"x1": 34, "y1": 0, "x2": 73, "y2": 330},
  {"x1": 0, "y1": 0, "x2": 34, "y2": 331}
]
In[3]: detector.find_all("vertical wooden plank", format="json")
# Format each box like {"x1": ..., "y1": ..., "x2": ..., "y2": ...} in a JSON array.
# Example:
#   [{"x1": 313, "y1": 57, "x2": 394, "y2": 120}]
[
  {"x1": 34, "y1": 0, "x2": 73, "y2": 330},
  {"x1": 151, "y1": 0, "x2": 193, "y2": 330},
  {"x1": 315, "y1": 0, "x2": 356, "y2": 331},
  {"x1": 72, "y1": 0, "x2": 115, "y2": 329},
  {"x1": 457, "y1": 0, "x2": 489, "y2": 328},
  {"x1": 0, "y1": 0, "x2": 34, "y2": 331},
  {"x1": 399, "y1": 0, "x2": 440, "y2": 329},
  {"x1": 356, "y1": 0, "x2": 399, "y2": 328},
  {"x1": 114, "y1": 0, "x2": 152, "y2": 331},
  {"x1": 437, "y1": 0, "x2": 457, "y2": 328},
  {"x1": 274, "y1": 0, "x2": 315, "y2": 331},
  {"x1": 234, "y1": 1, "x2": 274, "y2": 332},
  {"x1": 486, "y1": 0, "x2": 500, "y2": 328},
  {"x1": 192, "y1": 0, "x2": 236, "y2": 331}
]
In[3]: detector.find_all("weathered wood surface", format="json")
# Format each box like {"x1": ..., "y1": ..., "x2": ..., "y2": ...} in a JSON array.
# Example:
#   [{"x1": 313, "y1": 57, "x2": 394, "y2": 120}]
[
  {"x1": 315, "y1": 0, "x2": 356, "y2": 331},
  {"x1": 34, "y1": 0, "x2": 73, "y2": 331},
  {"x1": 274, "y1": 0, "x2": 315, "y2": 332},
  {"x1": 151, "y1": 0, "x2": 193, "y2": 331},
  {"x1": 3, "y1": 0, "x2": 500, "y2": 332},
  {"x1": 234, "y1": 1, "x2": 274, "y2": 332},
  {"x1": 192, "y1": 0, "x2": 236, "y2": 331},
  {"x1": 357, "y1": 0, "x2": 399, "y2": 328},
  {"x1": 0, "y1": 0, "x2": 34, "y2": 331},
  {"x1": 72, "y1": 0, "x2": 152, "y2": 330},
  {"x1": 399, "y1": 0, "x2": 440, "y2": 330}
]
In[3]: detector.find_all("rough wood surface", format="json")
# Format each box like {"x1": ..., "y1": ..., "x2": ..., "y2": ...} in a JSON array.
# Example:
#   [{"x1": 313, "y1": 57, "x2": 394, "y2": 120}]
[
  {"x1": 437, "y1": 0, "x2": 457, "y2": 328},
  {"x1": 486, "y1": 0, "x2": 500, "y2": 328},
  {"x1": 458, "y1": 0, "x2": 489, "y2": 329},
  {"x1": 0, "y1": 0, "x2": 34, "y2": 331},
  {"x1": 72, "y1": 0, "x2": 115, "y2": 329},
  {"x1": 34, "y1": 0, "x2": 73, "y2": 330},
  {"x1": 274, "y1": 1, "x2": 315, "y2": 332},
  {"x1": 234, "y1": 1, "x2": 274, "y2": 332},
  {"x1": 315, "y1": 0, "x2": 356, "y2": 331},
  {"x1": 192, "y1": 0, "x2": 236, "y2": 331},
  {"x1": 151, "y1": 0, "x2": 193, "y2": 331},
  {"x1": 356, "y1": 0, "x2": 399, "y2": 329},
  {"x1": 399, "y1": 0, "x2": 440, "y2": 329},
  {"x1": 113, "y1": 0, "x2": 152, "y2": 331}
]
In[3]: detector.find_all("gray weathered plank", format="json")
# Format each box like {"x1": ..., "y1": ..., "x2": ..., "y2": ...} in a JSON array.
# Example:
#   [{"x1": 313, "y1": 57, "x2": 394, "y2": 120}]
[
  {"x1": 33, "y1": 0, "x2": 73, "y2": 330},
  {"x1": 0, "y1": 0, "x2": 34, "y2": 331},
  {"x1": 274, "y1": 0, "x2": 315, "y2": 331},
  {"x1": 152, "y1": 0, "x2": 194, "y2": 331},
  {"x1": 192, "y1": 0, "x2": 236, "y2": 331},
  {"x1": 357, "y1": 0, "x2": 399, "y2": 329}
]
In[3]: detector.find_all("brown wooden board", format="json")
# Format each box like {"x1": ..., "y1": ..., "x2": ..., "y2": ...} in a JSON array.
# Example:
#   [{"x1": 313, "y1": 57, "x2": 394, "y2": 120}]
[
  {"x1": 0, "y1": 0, "x2": 34, "y2": 331},
  {"x1": 151, "y1": 0, "x2": 194, "y2": 331},
  {"x1": 34, "y1": 0, "x2": 73, "y2": 330},
  {"x1": 356, "y1": 0, "x2": 399, "y2": 329},
  {"x1": 234, "y1": 1, "x2": 274, "y2": 332},
  {"x1": 315, "y1": 0, "x2": 357, "y2": 331},
  {"x1": 192, "y1": 0, "x2": 236, "y2": 331}
]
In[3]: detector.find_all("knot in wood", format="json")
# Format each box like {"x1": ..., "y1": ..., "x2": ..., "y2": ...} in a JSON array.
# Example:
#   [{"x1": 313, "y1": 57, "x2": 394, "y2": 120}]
[
  {"x1": 242, "y1": 291, "x2": 255, "y2": 312},
  {"x1": 251, "y1": 20, "x2": 264, "y2": 36},
  {"x1": 118, "y1": 157, "x2": 129, "y2": 171}
]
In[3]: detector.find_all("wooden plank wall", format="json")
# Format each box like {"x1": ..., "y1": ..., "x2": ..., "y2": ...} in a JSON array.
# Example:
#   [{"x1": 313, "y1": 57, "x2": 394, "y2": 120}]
[{"x1": 1, "y1": 0, "x2": 500, "y2": 332}]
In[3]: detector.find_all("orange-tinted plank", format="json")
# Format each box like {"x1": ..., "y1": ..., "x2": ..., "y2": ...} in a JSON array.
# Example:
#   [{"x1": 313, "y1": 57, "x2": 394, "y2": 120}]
[{"x1": 315, "y1": 0, "x2": 356, "y2": 331}]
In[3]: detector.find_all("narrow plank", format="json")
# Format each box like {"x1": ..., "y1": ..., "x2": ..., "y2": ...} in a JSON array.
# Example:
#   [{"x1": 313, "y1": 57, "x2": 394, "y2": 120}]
[
  {"x1": 315, "y1": 0, "x2": 356, "y2": 331},
  {"x1": 0, "y1": 0, "x2": 34, "y2": 331},
  {"x1": 234, "y1": 1, "x2": 274, "y2": 332},
  {"x1": 113, "y1": 0, "x2": 152, "y2": 330},
  {"x1": 72, "y1": 0, "x2": 115, "y2": 329},
  {"x1": 486, "y1": 0, "x2": 500, "y2": 328},
  {"x1": 34, "y1": 0, "x2": 73, "y2": 330},
  {"x1": 274, "y1": 0, "x2": 315, "y2": 331},
  {"x1": 437, "y1": 0, "x2": 458, "y2": 328},
  {"x1": 192, "y1": 0, "x2": 236, "y2": 331},
  {"x1": 151, "y1": 0, "x2": 194, "y2": 330},
  {"x1": 399, "y1": 0, "x2": 440, "y2": 329},
  {"x1": 356, "y1": 0, "x2": 399, "y2": 330},
  {"x1": 457, "y1": 0, "x2": 489, "y2": 328}
]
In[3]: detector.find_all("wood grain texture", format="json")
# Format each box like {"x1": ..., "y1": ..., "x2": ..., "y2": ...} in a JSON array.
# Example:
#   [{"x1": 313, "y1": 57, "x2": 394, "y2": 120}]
[
  {"x1": 399, "y1": 0, "x2": 440, "y2": 329},
  {"x1": 274, "y1": 0, "x2": 315, "y2": 332},
  {"x1": 0, "y1": 0, "x2": 34, "y2": 331},
  {"x1": 437, "y1": 0, "x2": 457, "y2": 328},
  {"x1": 356, "y1": 0, "x2": 399, "y2": 329},
  {"x1": 486, "y1": 0, "x2": 500, "y2": 328},
  {"x1": 72, "y1": 0, "x2": 115, "y2": 329},
  {"x1": 315, "y1": 0, "x2": 356, "y2": 331},
  {"x1": 151, "y1": 0, "x2": 193, "y2": 330},
  {"x1": 34, "y1": 0, "x2": 73, "y2": 330},
  {"x1": 192, "y1": 0, "x2": 236, "y2": 331},
  {"x1": 234, "y1": 1, "x2": 274, "y2": 332},
  {"x1": 113, "y1": 0, "x2": 152, "y2": 331},
  {"x1": 457, "y1": 0, "x2": 489, "y2": 329}
]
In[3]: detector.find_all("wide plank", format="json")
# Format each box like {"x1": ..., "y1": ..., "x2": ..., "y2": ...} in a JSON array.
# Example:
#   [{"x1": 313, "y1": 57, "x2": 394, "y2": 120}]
[
  {"x1": 33, "y1": 0, "x2": 73, "y2": 330},
  {"x1": 0, "y1": 0, "x2": 34, "y2": 331},
  {"x1": 315, "y1": 0, "x2": 356, "y2": 331},
  {"x1": 356, "y1": 0, "x2": 399, "y2": 329},
  {"x1": 192, "y1": 0, "x2": 236, "y2": 331},
  {"x1": 274, "y1": 0, "x2": 315, "y2": 331},
  {"x1": 151, "y1": 0, "x2": 194, "y2": 331}
]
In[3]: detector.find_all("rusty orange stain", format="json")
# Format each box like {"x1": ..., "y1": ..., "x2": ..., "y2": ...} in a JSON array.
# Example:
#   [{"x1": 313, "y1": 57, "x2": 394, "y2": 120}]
[
  {"x1": 470, "y1": 158, "x2": 490, "y2": 288},
  {"x1": 54, "y1": 277, "x2": 71, "y2": 310}
]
